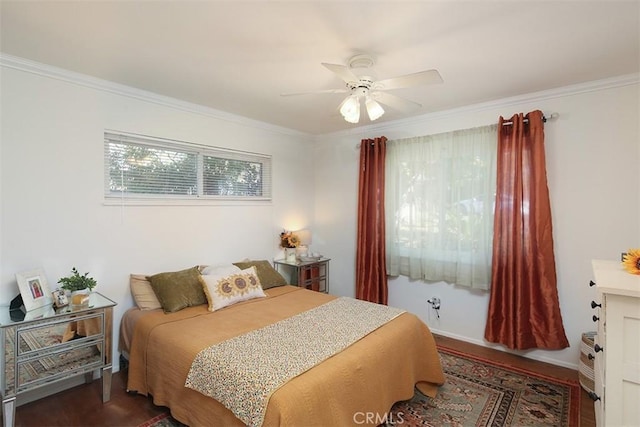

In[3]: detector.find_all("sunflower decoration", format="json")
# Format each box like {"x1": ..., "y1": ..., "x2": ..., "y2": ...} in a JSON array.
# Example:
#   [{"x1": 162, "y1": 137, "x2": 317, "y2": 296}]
[
  {"x1": 622, "y1": 249, "x2": 640, "y2": 275},
  {"x1": 279, "y1": 230, "x2": 300, "y2": 248}
]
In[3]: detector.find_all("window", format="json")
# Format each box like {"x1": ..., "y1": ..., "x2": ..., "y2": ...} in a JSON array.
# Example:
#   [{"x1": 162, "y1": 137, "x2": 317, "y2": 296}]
[
  {"x1": 104, "y1": 131, "x2": 271, "y2": 202},
  {"x1": 385, "y1": 125, "x2": 497, "y2": 289}
]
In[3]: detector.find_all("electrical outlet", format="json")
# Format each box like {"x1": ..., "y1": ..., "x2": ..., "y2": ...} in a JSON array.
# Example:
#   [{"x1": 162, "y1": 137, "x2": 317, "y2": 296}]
[{"x1": 427, "y1": 297, "x2": 441, "y2": 310}]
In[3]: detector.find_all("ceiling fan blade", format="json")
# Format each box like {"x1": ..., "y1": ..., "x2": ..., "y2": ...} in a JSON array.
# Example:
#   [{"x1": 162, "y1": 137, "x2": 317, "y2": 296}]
[
  {"x1": 373, "y1": 91, "x2": 422, "y2": 112},
  {"x1": 280, "y1": 88, "x2": 349, "y2": 96},
  {"x1": 321, "y1": 63, "x2": 358, "y2": 84},
  {"x1": 376, "y1": 69, "x2": 443, "y2": 90}
]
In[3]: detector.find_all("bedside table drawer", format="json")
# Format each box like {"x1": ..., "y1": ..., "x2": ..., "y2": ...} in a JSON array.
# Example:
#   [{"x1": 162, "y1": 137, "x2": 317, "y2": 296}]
[
  {"x1": 298, "y1": 264, "x2": 327, "y2": 293},
  {"x1": 15, "y1": 341, "x2": 104, "y2": 393},
  {"x1": 16, "y1": 312, "x2": 104, "y2": 357}
]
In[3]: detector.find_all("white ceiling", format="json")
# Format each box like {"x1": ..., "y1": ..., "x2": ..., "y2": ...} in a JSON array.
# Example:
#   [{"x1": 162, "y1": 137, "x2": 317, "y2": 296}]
[{"x1": 1, "y1": 1, "x2": 638, "y2": 135}]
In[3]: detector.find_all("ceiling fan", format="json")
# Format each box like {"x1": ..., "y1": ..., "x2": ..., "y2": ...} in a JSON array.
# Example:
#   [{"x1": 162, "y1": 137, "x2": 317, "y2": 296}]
[{"x1": 282, "y1": 54, "x2": 443, "y2": 124}]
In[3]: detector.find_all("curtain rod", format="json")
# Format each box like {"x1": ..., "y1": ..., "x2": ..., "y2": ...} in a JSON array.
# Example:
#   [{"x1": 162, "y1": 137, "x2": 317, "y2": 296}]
[
  {"x1": 501, "y1": 112, "x2": 559, "y2": 126},
  {"x1": 356, "y1": 112, "x2": 560, "y2": 149}
]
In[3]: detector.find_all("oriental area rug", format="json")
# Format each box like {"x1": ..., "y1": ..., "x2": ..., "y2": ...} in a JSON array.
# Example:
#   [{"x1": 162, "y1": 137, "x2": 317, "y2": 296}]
[{"x1": 137, "y1": 346, "x2": 580, "y2": 427}]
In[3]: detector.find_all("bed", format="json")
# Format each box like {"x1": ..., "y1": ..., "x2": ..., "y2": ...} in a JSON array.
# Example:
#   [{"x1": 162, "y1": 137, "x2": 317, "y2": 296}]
[{"x1": 120, "y1": 262, "x2": 445, "y2": 426}]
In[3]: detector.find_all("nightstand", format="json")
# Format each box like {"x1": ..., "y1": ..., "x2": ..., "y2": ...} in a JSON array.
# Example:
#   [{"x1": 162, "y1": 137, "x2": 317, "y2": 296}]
[
  {"x1": 274, "y1": 258, "x2": 330, "y2": 293},
  {"x1": 0, "y1": 292, "x2": 116, "y2": 427}
]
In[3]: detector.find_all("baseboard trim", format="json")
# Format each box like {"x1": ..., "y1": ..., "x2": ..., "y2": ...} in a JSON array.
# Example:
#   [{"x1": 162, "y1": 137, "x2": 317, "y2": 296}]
[{"x1": 430, "y1": 328, "x2": 579, "y2": 371}]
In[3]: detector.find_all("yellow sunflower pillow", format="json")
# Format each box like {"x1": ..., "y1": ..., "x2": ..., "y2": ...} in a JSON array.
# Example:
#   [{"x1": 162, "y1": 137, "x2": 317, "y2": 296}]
[{"x1": 199, "y1": 266, "x2": 266, "y2": 312}]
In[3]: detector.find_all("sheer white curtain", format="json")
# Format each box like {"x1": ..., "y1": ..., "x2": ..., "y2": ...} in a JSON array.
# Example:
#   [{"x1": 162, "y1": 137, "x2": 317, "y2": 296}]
[{"x1": 385, "y1": 125, "x2": 497, "y2": 290}]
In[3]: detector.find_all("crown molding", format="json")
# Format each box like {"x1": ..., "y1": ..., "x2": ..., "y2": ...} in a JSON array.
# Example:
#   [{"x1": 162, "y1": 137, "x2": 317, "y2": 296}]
[
  {"x1": 321, "y1": 72, "x2": 640, "y2": 139},
  {"x1": 0, "y1": 53, "x2": 309, "y2": 138},
  {"x1": 2, "y1": 53, "x2": 636, "y2": 140}
]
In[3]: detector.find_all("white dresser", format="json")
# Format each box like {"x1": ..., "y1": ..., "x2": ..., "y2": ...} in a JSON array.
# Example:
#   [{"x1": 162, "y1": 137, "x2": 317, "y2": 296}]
[{"x1": 591, "y1": 259, "x2": 640, "y2": 426}]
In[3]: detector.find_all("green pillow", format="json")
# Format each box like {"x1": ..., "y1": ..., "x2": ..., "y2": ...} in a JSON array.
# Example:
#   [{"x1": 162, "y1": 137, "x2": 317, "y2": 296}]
[
  {"x1": 232, "y1": 260, "x2": 288, "y2": 289},
  {"x1": 147, "y1": 266, "x2": 206, "y2": 313}
]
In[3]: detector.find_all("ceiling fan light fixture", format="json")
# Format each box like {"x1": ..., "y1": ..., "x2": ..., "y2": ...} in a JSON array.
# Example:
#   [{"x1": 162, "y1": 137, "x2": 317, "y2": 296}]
[
  {"x1": 287, "y1": 55, "x2": 443, "y2": 127},
  {"x1": 339, "y1": 95, "x2": 360, "y2": 123},
  {"x1": 365, "y1": 96, "x2": 384, "y2": 121}
]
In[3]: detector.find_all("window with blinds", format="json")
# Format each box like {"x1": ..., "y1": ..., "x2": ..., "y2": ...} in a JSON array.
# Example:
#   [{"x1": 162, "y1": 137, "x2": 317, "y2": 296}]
[{"x1": 104, "y1": 131, "x2": 272, "y2": 202}]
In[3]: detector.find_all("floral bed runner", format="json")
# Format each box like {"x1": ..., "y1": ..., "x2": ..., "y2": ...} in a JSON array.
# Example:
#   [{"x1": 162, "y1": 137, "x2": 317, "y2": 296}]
[{"x1": 184, "y1": 297, "x2": 405, "y2": 427}]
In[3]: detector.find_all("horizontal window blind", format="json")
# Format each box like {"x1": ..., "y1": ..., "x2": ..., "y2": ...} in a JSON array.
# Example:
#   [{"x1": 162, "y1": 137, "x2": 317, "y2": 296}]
[{"x1": 104, "y1": 131, "x2": 272, "y2": 201}]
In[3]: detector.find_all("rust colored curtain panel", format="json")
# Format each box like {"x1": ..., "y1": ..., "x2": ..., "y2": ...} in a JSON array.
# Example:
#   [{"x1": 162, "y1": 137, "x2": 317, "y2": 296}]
[
  {"x1": 484, "y1": 110, "x2": 569, "y2": 350},
  {"x1": 356, "y1": 137, "x2": 388, "y2": 305}
]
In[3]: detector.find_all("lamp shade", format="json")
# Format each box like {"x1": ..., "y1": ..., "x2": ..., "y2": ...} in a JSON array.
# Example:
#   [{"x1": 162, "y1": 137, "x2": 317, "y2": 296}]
[
  {"x1": 295, "y1": 229, "x2": 312, "y2": 246},
  {"x1": 339, "y1": 96, "x2": 360, "y2": 123},
  {"x1": 365, "y1": 96, "x2": 384, "y2": 121}
]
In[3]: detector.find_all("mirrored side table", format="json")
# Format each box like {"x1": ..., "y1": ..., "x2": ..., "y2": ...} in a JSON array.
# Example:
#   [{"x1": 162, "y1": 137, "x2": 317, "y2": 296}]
[
  {"x1": 0, "y1": 292, "x2": 116, "y2": 427},
  {"x1": 274, "y1": 258, "x2": 330, "y2": 293}
]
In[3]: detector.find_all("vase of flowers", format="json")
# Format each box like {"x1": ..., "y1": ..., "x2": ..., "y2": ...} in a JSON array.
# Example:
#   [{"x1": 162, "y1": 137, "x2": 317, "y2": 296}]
[{"x1": 280, "y1": 230, "x2": 300, "y2": 263}]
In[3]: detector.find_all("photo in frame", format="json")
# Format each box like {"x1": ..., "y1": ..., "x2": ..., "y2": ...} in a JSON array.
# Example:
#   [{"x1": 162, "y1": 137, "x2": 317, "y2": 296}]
[
  {"x1": 16, "y1": 268, "x2": 53, "y2": 312},
  {"x1": 52, "y1": 288, "x2": 69, "y2": 309}
]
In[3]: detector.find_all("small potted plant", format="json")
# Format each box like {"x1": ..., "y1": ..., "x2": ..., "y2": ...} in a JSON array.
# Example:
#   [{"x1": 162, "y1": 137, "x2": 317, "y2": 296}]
[{"x1": 58, "y1": 267, "x2": 97, "y2": 306}]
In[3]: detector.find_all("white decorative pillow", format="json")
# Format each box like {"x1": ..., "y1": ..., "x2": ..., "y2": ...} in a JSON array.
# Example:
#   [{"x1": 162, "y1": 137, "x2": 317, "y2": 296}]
[
  {"x1": 201, "y1": 264, "x2": 241, "y2": 276},
  {"x1": 199, "y1": 266, "x2": 266, "y2": 312}
]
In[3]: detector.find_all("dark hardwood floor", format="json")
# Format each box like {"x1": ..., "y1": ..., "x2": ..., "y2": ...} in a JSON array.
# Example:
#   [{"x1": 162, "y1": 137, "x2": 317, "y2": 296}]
[{"x1": 13, "y1": 334, "x2": 595, "y2": 426}]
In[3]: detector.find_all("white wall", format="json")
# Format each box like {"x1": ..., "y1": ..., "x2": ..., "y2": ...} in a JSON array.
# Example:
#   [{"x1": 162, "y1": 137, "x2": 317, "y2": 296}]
[
  {"x1": 2, "y1": 56, "x2": 638, "y2": 372},
  {"x1": 0, "y1": 60, "x2": 315, "y2": 369},
  {"x1": 313, "y1": 76, "x2": 640, "y2": 369}
]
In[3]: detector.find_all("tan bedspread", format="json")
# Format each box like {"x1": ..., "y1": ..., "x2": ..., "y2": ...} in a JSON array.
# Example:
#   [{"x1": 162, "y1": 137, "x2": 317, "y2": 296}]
[{"x1": 127, "y1": 286, "x2": 445, "y2": 427}]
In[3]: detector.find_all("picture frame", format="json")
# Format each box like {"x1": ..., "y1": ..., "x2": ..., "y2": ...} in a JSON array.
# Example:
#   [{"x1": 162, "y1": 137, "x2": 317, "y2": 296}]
[
  {"x1": 52, "y1": 288, "x2": 69, "y2": 309},
  {"x1": 16, "y1": 268, "x2": 53, "y2": 312}
]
